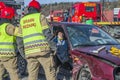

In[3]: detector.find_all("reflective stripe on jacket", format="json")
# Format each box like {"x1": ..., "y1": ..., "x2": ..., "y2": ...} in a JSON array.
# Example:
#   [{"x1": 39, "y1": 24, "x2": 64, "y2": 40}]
[
  {"x1": 20, "y1": 13, "x2": 50, "y2": 55},
  {"x1": 0, "y1": 23, "x2": 16, "y2": 57}
]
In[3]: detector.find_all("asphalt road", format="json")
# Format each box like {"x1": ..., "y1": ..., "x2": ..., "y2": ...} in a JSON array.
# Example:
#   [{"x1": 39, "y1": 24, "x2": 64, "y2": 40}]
[
  {"x1": 21, "y1": 66, "x2": 72, "y2": 80},
  {"x1": 4, "y1": 66, "x2": 72, "y2": 80}
]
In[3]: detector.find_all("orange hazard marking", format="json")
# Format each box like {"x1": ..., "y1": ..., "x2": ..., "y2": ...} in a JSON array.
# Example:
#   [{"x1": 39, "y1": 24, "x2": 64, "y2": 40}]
[{"x1": 84, "y1": 3, "x2": 96, "y2": 6}]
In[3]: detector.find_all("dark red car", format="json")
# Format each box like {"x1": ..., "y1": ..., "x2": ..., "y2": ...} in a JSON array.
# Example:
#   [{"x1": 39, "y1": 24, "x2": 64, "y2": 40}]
[{"x1": 50, "y1": 22, "x2": 120, "y2": 80}]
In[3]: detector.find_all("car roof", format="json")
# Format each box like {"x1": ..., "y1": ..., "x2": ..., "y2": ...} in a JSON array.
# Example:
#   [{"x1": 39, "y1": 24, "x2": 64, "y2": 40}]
[{"x1": 49, "y1": 22, "x2": 91, "y2": 26}]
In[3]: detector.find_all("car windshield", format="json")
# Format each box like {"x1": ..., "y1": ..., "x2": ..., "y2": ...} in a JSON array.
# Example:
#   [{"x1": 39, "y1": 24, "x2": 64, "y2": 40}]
[{"x1": 66, "y1": 25, "x2": 118, "y2": 48}]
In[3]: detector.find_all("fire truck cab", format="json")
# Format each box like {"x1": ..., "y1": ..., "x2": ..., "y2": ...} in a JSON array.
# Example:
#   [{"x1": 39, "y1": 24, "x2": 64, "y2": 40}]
[
  {"x1": 52, "y1": 10, "x2": 64, "y2": 22},
  {"x1": 71, "y1": 2, "x2": 102, "y2": 22}
]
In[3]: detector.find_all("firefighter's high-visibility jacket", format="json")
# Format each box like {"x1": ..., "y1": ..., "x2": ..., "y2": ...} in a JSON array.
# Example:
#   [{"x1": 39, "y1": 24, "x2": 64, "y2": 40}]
[
  {"x1": 4, "y1": 13, "x2": 56, "y2": 58},
  {"x1": 0, "y1": 20, "x2": 24, "y2": 58},
  {"x1": 0, "y1": 23, "x2": 16, "y2": 57},
  {"x1": 20, "y1": 13, "x2": 56, "y2": 56}
]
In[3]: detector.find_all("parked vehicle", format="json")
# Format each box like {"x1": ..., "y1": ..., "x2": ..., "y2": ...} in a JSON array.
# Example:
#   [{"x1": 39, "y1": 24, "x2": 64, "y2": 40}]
[
  {"x1": 52, "y1": 10, "x2": 64, "y2": 22},
  {"x1": 51, "y1": 2, "x2": 102, "y2": 22},
  {"x1": 70, "y1": 2, "x2": 102, "y2": 22},
  {"x1": 50, "y1": 22, "x2": 120, "y2": 80}
]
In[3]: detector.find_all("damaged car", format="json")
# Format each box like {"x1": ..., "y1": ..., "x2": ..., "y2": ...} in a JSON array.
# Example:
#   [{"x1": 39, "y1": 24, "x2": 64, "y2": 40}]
[{"x1": 50, "y1": 22, "x2": 120, "y2": 80}]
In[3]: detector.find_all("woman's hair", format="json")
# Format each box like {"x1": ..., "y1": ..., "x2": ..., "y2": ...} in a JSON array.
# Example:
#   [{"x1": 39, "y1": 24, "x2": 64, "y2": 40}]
[
  {"x1": 57, "y1": 31, "x2": 66, "y2": 40},
  {"x1": 53, "y1": 27, "x2": 66, "y2": 40}
]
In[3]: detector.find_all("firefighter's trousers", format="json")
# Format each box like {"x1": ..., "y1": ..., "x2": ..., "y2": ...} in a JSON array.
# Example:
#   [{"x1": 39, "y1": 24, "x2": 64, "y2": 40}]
[
  {"x1": 0, "y1": 57, "x2": 21, "y2": 80},
  {"x1": 27, "y1": 53, "x2": 56, "y2": 80}
]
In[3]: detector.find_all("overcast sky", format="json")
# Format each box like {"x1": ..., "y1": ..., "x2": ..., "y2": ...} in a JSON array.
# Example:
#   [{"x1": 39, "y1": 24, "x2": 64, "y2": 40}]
[{"x1": 24, "y1": 0, "x2": 100, "y2": 5}]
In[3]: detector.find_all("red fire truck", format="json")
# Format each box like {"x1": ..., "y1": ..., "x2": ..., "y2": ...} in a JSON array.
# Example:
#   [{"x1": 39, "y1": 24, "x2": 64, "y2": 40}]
[
  {"x1": 50, "y1": 2, "x2": 102, "y2": 22},
  {"x1": 52, "y1": 10, "x2": 64, "y2": 22},
  {"x1": 71, "y1": 2, "x2": 102, "y2": 22}
]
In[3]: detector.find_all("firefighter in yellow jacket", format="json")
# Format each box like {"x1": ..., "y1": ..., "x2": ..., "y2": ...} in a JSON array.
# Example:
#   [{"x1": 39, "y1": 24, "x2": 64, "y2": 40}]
[
  {"x1": 0, "y1": 6, "x2": 21, "y2": 80},
  {"x1": 19, "y1": 0, "x2": 56, "y2": 80}
]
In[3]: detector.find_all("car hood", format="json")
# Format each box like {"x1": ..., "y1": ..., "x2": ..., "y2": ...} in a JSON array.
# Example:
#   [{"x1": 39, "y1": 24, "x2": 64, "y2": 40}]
[{"x1": 76, "y1": 45, "x2": 120, "y2": 65}]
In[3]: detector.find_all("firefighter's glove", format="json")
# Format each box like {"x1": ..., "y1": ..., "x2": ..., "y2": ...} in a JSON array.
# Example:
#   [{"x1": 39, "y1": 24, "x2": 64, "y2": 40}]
[{"x1": 14, "y1": 27, "x2": 22, "y2": 37}]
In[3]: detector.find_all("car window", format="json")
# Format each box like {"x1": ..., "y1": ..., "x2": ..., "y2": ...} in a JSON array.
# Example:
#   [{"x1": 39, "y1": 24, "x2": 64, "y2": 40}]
[
  {"x1": 67, "y1": 26, "x2": 90, "y2": 47},
  {"x1": 66, "y1": 25, "x2": 118, "y2": 48},
  {"x1": 52, "y1": 25, "x2": 64, "y2": 36}
]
